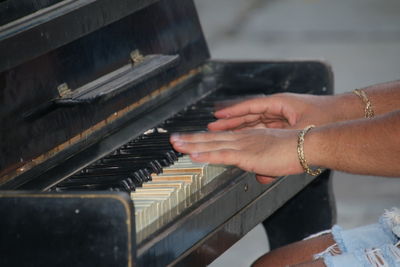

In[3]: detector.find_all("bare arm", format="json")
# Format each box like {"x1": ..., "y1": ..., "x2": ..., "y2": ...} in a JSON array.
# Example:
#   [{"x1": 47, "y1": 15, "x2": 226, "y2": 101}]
[
  {"x1": 307, "y1": 110, "x2": 400, "y2": 176},
  {"x1": 360, "y1": 80, "x2": 400, "y2": 116},
  {"x1": 208, "y1": 80, "x2": 400, "y2": 131}
]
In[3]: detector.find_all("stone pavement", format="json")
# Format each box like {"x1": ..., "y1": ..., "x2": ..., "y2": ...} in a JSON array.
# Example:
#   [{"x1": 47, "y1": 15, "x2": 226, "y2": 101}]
[{"x1": 194, "y1": 0, "x2": 400, "y2": 265}]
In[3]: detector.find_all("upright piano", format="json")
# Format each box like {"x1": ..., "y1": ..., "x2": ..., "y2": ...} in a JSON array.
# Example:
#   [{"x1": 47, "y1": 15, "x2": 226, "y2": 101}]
[{"x1": 0, "y1": 0, "x2": 336, "y2": 266}]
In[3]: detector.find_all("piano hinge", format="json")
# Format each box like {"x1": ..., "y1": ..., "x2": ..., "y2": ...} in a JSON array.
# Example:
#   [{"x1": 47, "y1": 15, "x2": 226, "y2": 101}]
[
  {"x1": 57, "y1": 83, "x2": 72, "y2": 98},
  {"x1": 130, "y1": 49, "x2": 145, "y2": 65}
]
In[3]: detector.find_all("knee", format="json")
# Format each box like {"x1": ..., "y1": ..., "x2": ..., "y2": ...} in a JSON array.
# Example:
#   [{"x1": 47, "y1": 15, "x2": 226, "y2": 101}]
[
  {"x1": 251, "y1": 255, "x2": 271, "y2": 267},
  {"x1": 250, "y1": 233, "x2": 336, "y2": 267},
  {"x1": 251, "y1": 251, "x2": 286, "y2": 267}
]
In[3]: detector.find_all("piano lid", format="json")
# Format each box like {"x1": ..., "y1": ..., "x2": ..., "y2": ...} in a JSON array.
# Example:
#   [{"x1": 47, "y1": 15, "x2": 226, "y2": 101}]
[
  {"x1": 0, "y1": 0, "x2": 210, "y2": 188},
  {"x1": 0, "y1": 0, "x2": 65, "y2": 27},
  {"x1": 0, "y1": 0, "x2": 160, "y2": 72}
]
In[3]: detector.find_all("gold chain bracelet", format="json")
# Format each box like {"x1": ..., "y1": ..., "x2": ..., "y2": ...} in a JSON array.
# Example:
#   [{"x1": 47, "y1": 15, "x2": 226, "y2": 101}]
[
  {"x1": 297, "y1": 125, "x2": 323, "y2": 176},
  {"x1": 353, "y1": 89, "x2": 375, "y2": 118}
]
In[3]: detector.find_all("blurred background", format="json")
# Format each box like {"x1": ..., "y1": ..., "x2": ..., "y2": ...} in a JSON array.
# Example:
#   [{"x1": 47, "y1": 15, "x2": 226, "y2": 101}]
[{"x1": 193, "y1": 0, "x2": 400, "y2": 265}]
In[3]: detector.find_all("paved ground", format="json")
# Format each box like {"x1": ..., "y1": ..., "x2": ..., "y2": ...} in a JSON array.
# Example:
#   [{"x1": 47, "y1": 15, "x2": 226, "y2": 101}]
[{"x1": 194, "y1": 0, "x2": 400, "y2": 265}]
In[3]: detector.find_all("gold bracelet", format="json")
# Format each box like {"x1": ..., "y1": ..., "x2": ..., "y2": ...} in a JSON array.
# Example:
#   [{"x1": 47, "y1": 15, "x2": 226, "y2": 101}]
[
  {"x1": 353, "y1": 89, "x2": 375, "y2": 118},
  {"x1": 297, "y1": 125, "x2": 322, "y2": 176}
]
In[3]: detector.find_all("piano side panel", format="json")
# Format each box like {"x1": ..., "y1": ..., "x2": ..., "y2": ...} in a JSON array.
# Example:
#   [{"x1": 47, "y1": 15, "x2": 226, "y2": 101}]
[
  {"x1": 209, "y1": 60, "x2": 334, "y2": 96},
  {"x1": 0, "y1": 192, "x2": 135, "y2": 267}
]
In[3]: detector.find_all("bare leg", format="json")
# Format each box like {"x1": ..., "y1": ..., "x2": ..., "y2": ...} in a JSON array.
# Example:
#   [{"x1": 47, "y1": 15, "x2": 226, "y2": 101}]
[
  {"x1": 292, "y1": 259, "x2": 326, "y2": 267},
  {"x1": 252, "y1": 234, "x2": 337, "y2": 267}
]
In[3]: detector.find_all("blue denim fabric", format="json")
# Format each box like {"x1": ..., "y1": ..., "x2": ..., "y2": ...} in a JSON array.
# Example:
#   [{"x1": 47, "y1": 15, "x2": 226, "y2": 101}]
[
  {"x1": 323, "y1": 244, "x2": 400, "y2": 267},
  {"x1": 381, "y1": 244, "x2": 400, "y2": 266},
  {"x1": 332, "y1": 223, "x2": 397, "y2": 253},
  {"x1": 323, "y1": 253, "x2": 364, "y2": 267},
  {"x1": 319, "y1": 209, "x2": 400, "y2": 267}
]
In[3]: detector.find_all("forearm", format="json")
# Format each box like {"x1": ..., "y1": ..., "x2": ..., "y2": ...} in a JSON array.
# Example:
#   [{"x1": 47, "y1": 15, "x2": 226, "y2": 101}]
[
  {"x1": 307, "y1": 110, "x2": 400, "y2": 177},
  {"x1": 329, "y1": 80, "x2": 400, "y2": 122}
]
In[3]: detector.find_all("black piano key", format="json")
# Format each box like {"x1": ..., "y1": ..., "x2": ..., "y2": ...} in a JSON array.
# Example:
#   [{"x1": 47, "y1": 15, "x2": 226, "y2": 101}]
[
  {"x1": 118, "y1": 145, "x2": 174, "y2": 153},
  {"x1": 99, "y1": 156, "x2": 174, "y2": 168},
  {"x1": 66, "y1": 173, "x2": 140, "y2": 186},
  {"x1": 62, "y1": 174, "x2": 140, "y2": 193},
  {"x1": 55, "y1": 185, "x2": 108, "y2": 191},
  {"x1": 119, "y1": 180, "x2": 132, "y2": 192},
  {"x1": 138, "y1": 169, "x2": 152, "y2": 182}
]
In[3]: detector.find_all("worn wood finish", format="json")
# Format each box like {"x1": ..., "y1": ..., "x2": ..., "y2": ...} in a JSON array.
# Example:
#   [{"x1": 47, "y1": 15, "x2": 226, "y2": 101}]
[
  {"x1": 0, "y1": 192, "x2": 135, "y2": 267},
  {"x1": 0, "y1": 0, "x2": 209, "y2": 186},
  {"x1": 0, "y1": 0, "x2": 64, "y2": 26},
  {"x1": 0, "y1": 0, "x2": 160, "y2": 72}
]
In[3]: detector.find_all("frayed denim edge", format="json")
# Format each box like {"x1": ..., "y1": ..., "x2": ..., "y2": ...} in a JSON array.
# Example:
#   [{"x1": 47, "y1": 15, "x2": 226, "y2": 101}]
[
  {"x1": 322, "y1": 254, "x2": 335, "y2": 267},
  {"x1": 381, "y1": 244, "x2": 400, "y2": 267},
  {"x1": 353, "y1": 248, "x2": 379, "y2": 267},
  {"x1": 331, "y1": 225, "x2": 347, "y2": 253},
  {"x1": 379, "y1": 215, "x2": 399, "y2": 244},
  {"x1": 304, "y1": 229, "x2": 332, "y2": 240}
]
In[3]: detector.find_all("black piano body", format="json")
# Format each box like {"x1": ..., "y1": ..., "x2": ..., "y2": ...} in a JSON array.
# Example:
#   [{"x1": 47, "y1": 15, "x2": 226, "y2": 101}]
[{"x1": 0, "y1": 0, "x2": 336, "y2": 266}]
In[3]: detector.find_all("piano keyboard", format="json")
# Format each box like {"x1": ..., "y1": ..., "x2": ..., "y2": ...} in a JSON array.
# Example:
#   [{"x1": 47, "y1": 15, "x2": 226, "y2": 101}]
[
  {"x1": 133, "y1": 156, "x2": 226, "y2": 241},
  {"x1": 55, "y1": 93, "x2": 231, "y2": 241}
]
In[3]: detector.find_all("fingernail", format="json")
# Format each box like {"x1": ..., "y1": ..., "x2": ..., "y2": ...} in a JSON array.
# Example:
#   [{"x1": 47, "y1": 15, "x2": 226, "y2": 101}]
[
  {"x1": 215, "y1": 111, "x2": 229, "y2": 118},
  {"x1": 174, "y1": 141, "x2": 184, "y2": 147},
  {"x1": 170, "y1": 133, "x2": 180, "y2": 142}
]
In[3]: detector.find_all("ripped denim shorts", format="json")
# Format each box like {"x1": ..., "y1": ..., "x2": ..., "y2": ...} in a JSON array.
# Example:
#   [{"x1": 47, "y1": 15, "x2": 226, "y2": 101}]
[{"x1": 314, "y1": 207, "x2": 400, "y2": 267}]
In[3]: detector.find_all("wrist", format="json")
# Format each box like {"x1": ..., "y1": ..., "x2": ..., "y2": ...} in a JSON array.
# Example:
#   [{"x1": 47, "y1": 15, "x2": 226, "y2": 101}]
[
  {"x1": 328, "y1": 93, "x2": 365, "y2": 122},
  {"x1": 302, "y1": 125, "x2": 333, "y2": 170}
]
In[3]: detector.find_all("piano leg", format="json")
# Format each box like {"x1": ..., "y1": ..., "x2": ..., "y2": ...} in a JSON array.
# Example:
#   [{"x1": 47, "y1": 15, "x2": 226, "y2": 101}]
[{"x1": 262, "y1": 170, "x2": 336, "y2": 250}]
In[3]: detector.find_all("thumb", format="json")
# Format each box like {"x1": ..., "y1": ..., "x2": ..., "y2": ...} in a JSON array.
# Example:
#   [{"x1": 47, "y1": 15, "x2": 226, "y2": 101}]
[{"x1": 255, "y1": 174, "x2": 276, "y2": 184}]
